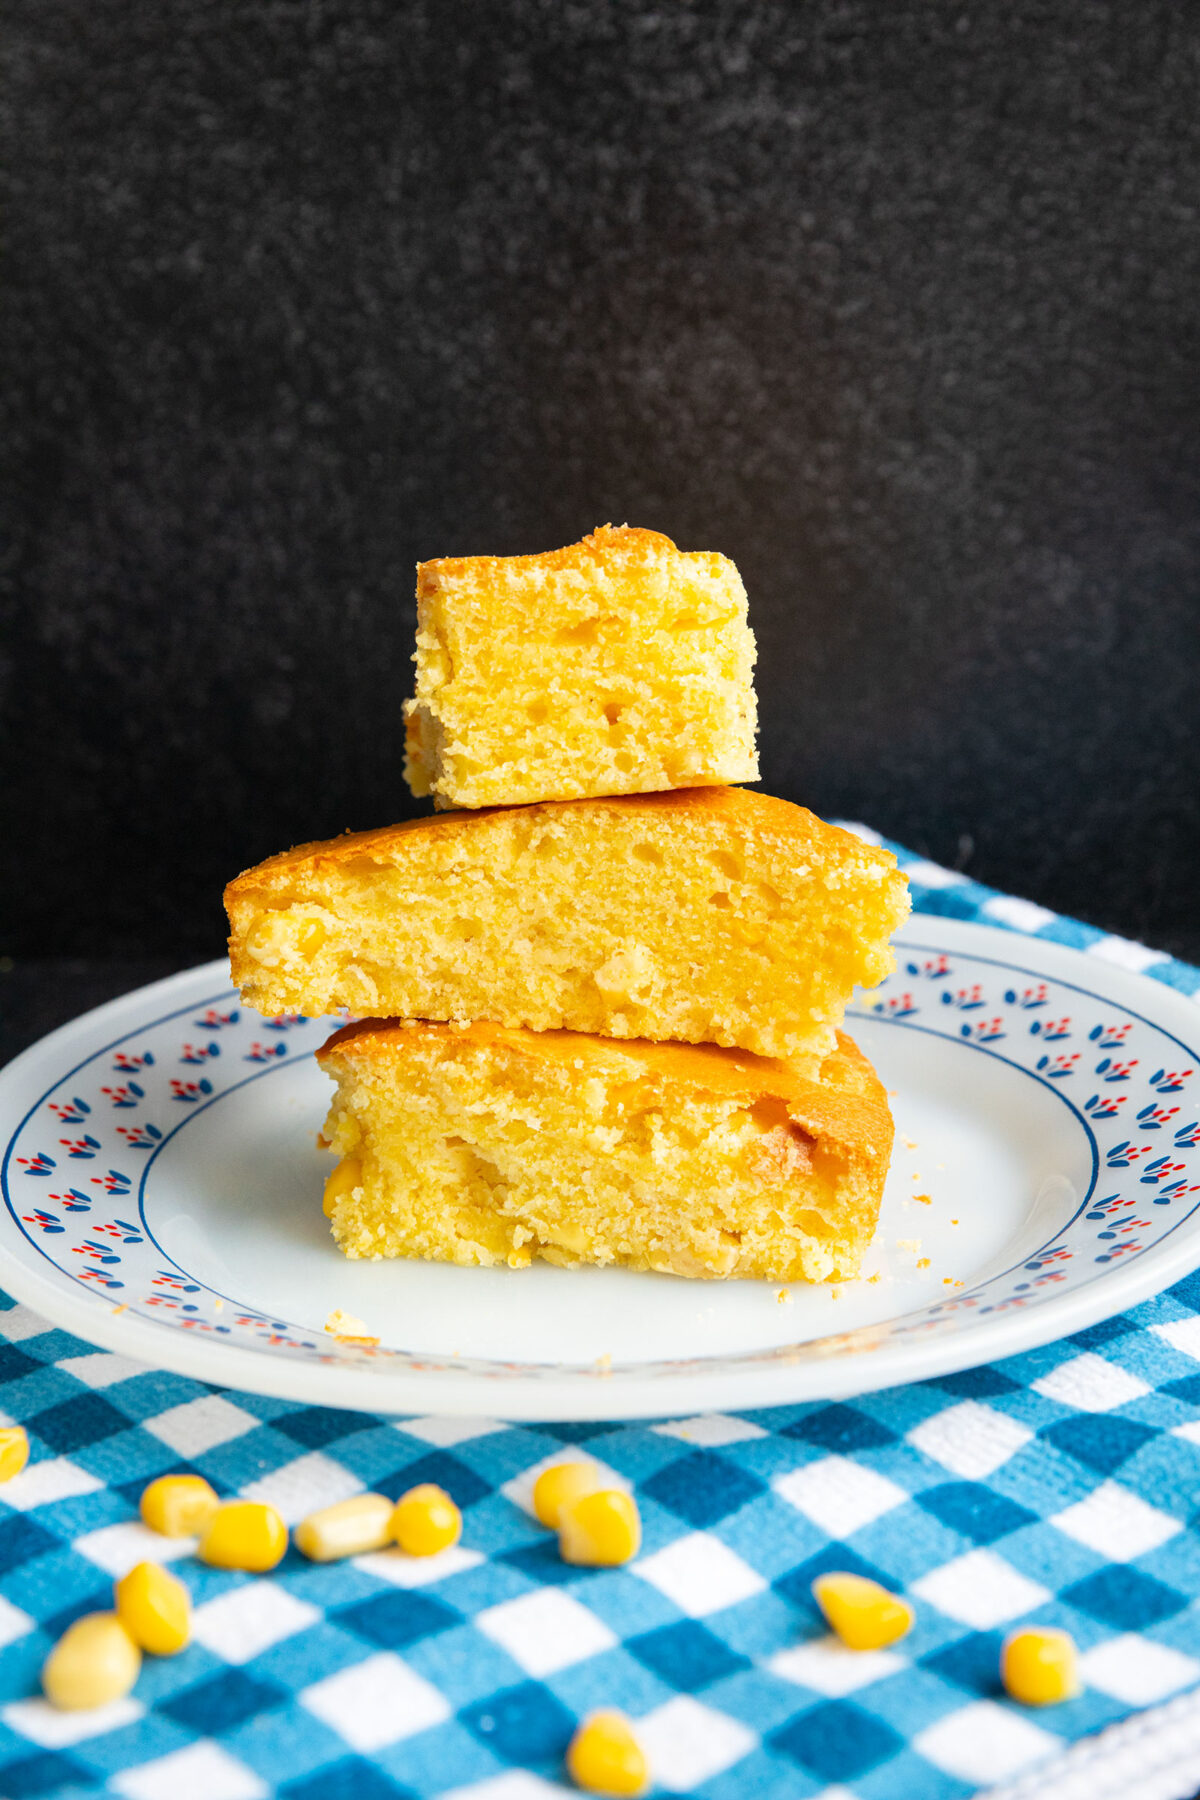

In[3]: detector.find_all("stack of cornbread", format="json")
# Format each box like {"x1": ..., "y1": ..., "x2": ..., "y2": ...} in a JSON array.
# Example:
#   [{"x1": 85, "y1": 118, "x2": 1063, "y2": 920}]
[{"x1": 225, "y1": 526, "x2": 909, "y2": 1286}]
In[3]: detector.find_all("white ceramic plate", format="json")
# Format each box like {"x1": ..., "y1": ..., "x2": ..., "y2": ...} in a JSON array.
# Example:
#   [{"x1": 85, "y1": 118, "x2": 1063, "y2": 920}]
[{"x1": 2, "y1": 918, "x2": 1199, "y2": 1419}]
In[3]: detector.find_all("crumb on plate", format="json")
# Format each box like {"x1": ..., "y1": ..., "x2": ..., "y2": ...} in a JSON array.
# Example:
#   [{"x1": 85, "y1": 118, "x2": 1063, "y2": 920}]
[{"x1": 324, "y1": 1307, "x2": 380, "y2": 1345}]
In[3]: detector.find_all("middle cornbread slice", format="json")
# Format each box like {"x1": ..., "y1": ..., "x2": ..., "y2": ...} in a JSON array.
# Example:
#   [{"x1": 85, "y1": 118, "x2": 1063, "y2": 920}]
[{"x1": 226, "y1": 785, "x2": 910, "y2": 1065}]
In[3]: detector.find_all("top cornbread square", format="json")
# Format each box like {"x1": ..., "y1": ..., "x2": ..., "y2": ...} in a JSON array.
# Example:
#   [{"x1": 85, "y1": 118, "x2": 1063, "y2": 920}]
[{"x1": 403, "y1": 524, "x2": 759, "y2": 809}]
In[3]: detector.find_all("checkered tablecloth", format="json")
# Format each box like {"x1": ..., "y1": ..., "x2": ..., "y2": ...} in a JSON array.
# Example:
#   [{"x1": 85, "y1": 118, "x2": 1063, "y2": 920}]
[{"x1": 3, "y1": 839, "x2": 1200, "y2": 1800}]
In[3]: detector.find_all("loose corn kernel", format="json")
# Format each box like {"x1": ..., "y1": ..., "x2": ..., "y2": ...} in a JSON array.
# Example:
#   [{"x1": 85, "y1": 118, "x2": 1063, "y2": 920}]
[
  {"x1": 200, "y1": 1500, "x2": 288, "y2": 1572},
  {"x1": 43, "y1": 1612, "x2": 141, "y2": 1710},
  {"x1": 1002, "y1": 1627, "x2": 1079, "y2": 1705},
  {"x1": 323, "y1": 1157, "x2": 362, "y2": 1217},
  {"x1": 558, "y1": 1490, "x2": 641, "y2": 1567},
  {"x1": 140, "y1": 1473, "x2": 220, "y2": 1538},
  {"x1": 115, "y1": 1561, "x2": 190, "y2": 1655},
  {"x1": 533, "y1": 1460, "x2": 605, "y2": 1529},
  {"x1": 812, "y1": 1572, "x2": 914, "y2": 1650},
  {"x1": 391, "y1": 1483, "x2": 461, "y2": 1556},
  {"x1": 0, "y1": 1425, "x2": 29, "y2": 1482},
  {"x1": 296, "y1": 1493, "x2": 394, "y2": 1562},
  {"x1": 297, "y1": 917, "x2": 326, "y2": 957},
  {"x1": 567, "y1": 1709, "x2": 649, "y2": 1796}
]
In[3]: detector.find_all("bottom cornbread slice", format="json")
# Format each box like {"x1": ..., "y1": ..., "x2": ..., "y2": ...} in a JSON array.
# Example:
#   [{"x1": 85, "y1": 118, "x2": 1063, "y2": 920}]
[{"x1": 315, "y1": 1019, "x2": 892, "y2": 1283}]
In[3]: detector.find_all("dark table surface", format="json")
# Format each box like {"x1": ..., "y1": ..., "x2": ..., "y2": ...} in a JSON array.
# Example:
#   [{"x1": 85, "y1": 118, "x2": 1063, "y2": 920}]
[
  {"x1": 7, "y1": 1, "x2": 1200, "y2": 970},
  {"x1": 0, "y1": 958, "x2": 191, "y2": 1071}
]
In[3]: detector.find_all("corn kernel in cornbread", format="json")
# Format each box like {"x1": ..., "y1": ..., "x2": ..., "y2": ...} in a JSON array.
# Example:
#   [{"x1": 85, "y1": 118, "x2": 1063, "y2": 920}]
[
  {"x1": 226, "y1": 787, "x2": 909, "y2": 1064},
  {"x1": 403, "y1": 525, "x2": 758, "y2": 808},
  {"x1": 315, "y1": 1020, "x2": 893, "y2": 1284}
]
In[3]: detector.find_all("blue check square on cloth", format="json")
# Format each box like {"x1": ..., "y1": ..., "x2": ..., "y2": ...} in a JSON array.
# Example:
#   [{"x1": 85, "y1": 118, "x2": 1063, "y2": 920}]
[{"x1": 2, "y1": 835, "x2": 1200, "y2": 1800}]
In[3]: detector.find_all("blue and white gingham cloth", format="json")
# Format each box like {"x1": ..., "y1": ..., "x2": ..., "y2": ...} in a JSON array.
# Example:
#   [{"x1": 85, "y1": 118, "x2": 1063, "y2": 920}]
[{"x1": 2, "y1": 839, "x2": 1200, "y2": 1800}]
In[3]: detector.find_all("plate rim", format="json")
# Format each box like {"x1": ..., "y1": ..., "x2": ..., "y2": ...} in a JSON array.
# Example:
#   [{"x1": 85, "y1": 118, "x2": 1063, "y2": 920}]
[{"x1": 2, "y1": 920, "x2": 1199, "y2": 1420}]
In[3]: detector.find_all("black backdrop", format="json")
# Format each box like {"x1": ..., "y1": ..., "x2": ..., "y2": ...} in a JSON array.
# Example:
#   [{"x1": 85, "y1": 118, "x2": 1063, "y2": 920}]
[{"x1": 4, "y1": 0, "x2": 1200, "y2": 962}]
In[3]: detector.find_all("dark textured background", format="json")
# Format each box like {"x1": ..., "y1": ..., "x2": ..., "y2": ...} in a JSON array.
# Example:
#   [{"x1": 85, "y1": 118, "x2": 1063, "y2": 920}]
[{"x1": 3, "y1": 0, "x2": 1200, "y2": 972}]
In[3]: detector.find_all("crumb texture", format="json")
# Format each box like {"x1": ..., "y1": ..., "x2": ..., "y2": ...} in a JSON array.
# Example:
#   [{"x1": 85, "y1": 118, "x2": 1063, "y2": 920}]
[
  {"x1": 402, "y1": 524, "x2": 759, "y2": 808},
  {"x1": 225, "y1": 786, "x2": 910, "y2": 1062},
  {"x1": 316, "y1": 1020, "x2": 892, "y2": 1284}
]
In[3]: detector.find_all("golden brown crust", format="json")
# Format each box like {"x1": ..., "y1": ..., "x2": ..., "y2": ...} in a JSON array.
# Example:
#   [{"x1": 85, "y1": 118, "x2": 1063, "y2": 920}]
[
  {"x1": 318, "y1": 1021, "x2": 892, "y2": 1167},
  {"x1": 224, "y1": 786, "x2": 893, "y2": 902},
  {"x1": 416, "y1": 524, "x2": 678, "y2": 591}
]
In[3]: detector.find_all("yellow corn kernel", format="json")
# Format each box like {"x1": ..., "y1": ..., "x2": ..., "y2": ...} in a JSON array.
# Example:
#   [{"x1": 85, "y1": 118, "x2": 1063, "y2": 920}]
[
  {"x1": 245, "y1": 911, "x2": 289, "y2": 963},
  {"x1": 1001, "y1": 1627, "x2": 1080, "y2": 1705},
  {"x1": 200, "y1": 1500, "x2": 288, "y2": 1572},
  {"x1": 567, "y1": 1709, "x2": 649, "y2": 1796},
  {"x1": 140, "y1": 1474, "x2": 220, "y2": 1538},
  {"x1": 811, "y1": 1572, "x2": 914, "y2": 1650},
  {"x1": 323, "y1": 1156, "x2": 362, "y2": 1217},
  {"x1": 115, "y1": 1561, "x2": 191, "y2": 1655},
  {"x1": 297, "y1": 917, "x2": 326, "y2": 957},
  {"x1": 248, "y1": 910, "x2": 325, "y2": 963},
  {"x1": 295, "y1": 1493, "x2": 395, "y2": 1562},
  {"x1": 0, "y1": 1426, "x2": 29, "y2": 1482},
  {"x1": 558, "y1": 1490, "x2": 641, "y2": 1567},
  {"x1": 43, "y1": 1613, "x2": 141, "y2": 1710},
  {"x1": 391, "y1": 1483, "x2": 462, "y2": 1556},
  {"x1": 533, "y1": 1460, "x2": 605, "y2": 1529}
]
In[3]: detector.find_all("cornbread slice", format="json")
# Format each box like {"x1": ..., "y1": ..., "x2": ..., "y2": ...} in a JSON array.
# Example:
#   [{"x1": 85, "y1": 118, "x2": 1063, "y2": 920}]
[
  {"x1": 226, "y1": 787, "x2": 909, "y2": 1064},
  {"x1": 316, "y1": 1020, "x2": 893, "y2": 1284},
  {"x1": 403, "y1": 524, "x2": 758, "y2": 809}
]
